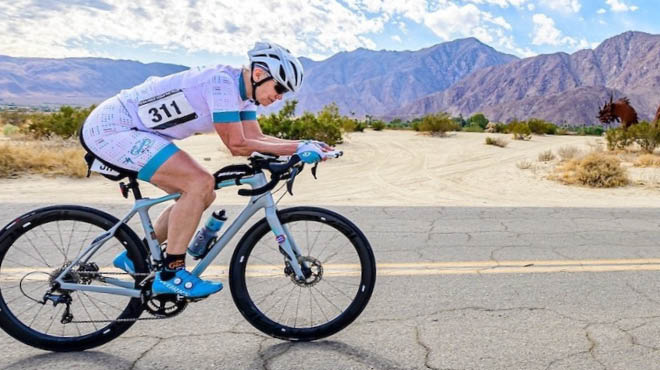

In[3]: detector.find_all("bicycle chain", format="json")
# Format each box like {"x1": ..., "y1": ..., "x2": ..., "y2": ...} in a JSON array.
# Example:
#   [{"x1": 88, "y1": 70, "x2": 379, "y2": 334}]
[{"x1": 66, "y1": 270, "x2": 183, "y2": 324}]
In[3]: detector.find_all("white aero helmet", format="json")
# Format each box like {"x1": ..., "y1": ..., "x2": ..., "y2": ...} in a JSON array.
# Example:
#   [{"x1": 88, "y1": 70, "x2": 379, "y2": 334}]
[{"x1": 247, "y1": 41, "x2": 304, "y2": 95}]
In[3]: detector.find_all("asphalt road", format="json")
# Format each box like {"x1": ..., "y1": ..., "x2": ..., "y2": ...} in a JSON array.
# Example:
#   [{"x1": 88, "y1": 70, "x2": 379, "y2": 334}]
[{"x1": 1, "y1": 203, "x2": 660, "y2": 370}]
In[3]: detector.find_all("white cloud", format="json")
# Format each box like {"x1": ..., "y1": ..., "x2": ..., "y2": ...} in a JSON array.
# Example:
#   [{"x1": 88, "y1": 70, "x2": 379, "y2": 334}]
[
  {"x1": 462, "y1": 0, "x2": 528, "y2": 8},
  {"x1": 531, "y1": 13, "x2": 582, "y2": 47},
  {"x1": 605, "y1": 0, "x2": 639, "y2": 12},
  {"x1": 527, "y1": 4, "x2": 536, "y2": 11},
  {"x1": 0, "y1": 0, "x2": 388, "y2": 61},
  {"x1": 391, "y1": 35, "x2": 402, "y2": 42},
  {"x1": 597, "y1": 8, "x2": 607, "y2": 14},
  {"x1": 537, "y1": 0, "x2": 582, "y2": 13}
]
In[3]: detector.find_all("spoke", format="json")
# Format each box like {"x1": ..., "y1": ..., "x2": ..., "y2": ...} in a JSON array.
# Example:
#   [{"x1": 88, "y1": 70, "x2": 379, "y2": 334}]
[
  {"x1": 76, "y1": 223, "x2": 95, "y2": 259},
  {"x1": 249, "y1": 253, "x2": 280, "y2": 266},
  {"x1": 77, "y1": 223, "x2": 95, "y2": 257},
  {"x1": 5, "y1": 282, "x2": 49, "y2": 305},
  {"x1": 12, "y1": 236, "x2": 51, "y2": 267},
  {"x1": 41, "y1": 225, "x2": 67, "y2": 260},
  {"x1": 309, "y1": 288, "x2": 313, "y2": 327},
  {"x1": 45, "y1": 304, "x2": 63, "y2": 334},
  {"x1": 314, "y1": 233, "x2": 342, "y2": 262},
  {"x1": 80, "y1": 291, "x2": 113, "y2": 320},
  {"x1": 294, "y1": 287, "x2": 302, "y2": 328},
  {"x1": 15, "y1": 300, "x2": 40, "y2": 318},
  {"x1": 306, "y1": 223, "x2": 324, "y2": 256},
  {"x1": 28, "y1": 301, "x2": 46, "y2": 328},
  {"x1": 277, "y1": 285, "x2": 297, "y2": 325},
  {"x1": 1, "y1": 257, "x2": 33, "y2": 268},
  {"x1": 76, "y1": 291, "x2": 99, "y2": 331},
  {"x1": 80, "y1": 291, "x2": 124, "y2": 312},
  {"x1": 312, "y1": 285, "x2": 344, "y2": 314},
  {"x1": 66, "y1": 221, "x2": 76, "y2": 262},
  {"x1": 310, "y1": 288, "x2": 329, "y2": 322},
  {"x1": 56, "y1": 221, "x2": 65, "y2": 254},
  {"x1": 323, "y1": 279, "x2": 355, "y2": 303},
  {"x1": 258, "y1": 284, "x2": 292, "y2": 316},
  {"x1": 254, "y1": 280, "x2": 294, "y2": 307}
]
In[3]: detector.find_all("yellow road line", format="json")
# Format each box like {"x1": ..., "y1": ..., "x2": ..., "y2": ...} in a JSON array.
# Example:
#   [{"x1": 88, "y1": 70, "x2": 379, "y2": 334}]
[{"x1": 3, "y1": 258, "x2": 660, "y2": 281}]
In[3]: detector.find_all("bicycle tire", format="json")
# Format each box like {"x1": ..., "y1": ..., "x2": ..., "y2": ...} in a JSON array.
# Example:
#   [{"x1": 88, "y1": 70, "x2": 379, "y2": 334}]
[
  {"x1": 229, "y1": 206, "x2": 376, "y2": 341},
  {"x1": 0, "y1": 205, "x2": 148, "y2": 351}
]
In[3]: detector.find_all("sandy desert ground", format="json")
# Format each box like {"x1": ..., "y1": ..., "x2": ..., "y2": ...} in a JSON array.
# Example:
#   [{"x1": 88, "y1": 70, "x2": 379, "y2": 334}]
[{"x1": 2, "y1": 130, "x2": 660, "y2": 207}]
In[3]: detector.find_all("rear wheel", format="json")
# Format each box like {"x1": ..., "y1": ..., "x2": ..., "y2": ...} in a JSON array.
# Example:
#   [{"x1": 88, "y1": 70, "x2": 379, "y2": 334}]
[
  {"x1": 0, "y1": 206, "x2": 148, "y2": 351},
  {"x1": 229, "y1": 207, "x2": 376, "y2": 341}
]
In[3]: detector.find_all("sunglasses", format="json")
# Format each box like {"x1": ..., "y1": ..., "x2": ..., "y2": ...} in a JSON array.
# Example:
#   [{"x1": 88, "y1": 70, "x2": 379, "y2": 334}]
[{"x1": 274, "y1": 81, "x2": 289, "y2": 95}]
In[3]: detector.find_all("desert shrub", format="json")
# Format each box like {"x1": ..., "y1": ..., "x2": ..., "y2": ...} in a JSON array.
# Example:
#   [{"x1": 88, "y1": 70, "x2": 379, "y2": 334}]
[
  {"x1": 371, "y1": 120, "x2": 386, "y2": 131},
  {"x1": 605, "y1": 128, "x2": 633, "y2": 151},
  {"x1": 554, "y1": 152, "x2": 628, "y2": 188},
  {"x1": 574, "y1": 126, "x2": 605, "y2": 136},
  {"x1": 485, "y1": 122, "x2": 497, "y2": 133},
  {"x1": 537, "y1": 150, "x2": 555, "y2": 162},
  {"x1": 21, "y1": 105, "x2": 95, "y2": 139},
  {"x1": 463, "y1": 124, "x2": 484, "y2": 132},
  {"x1": 508, "y1": 120, "x2": 531, "y2": 140},
  {"x1": 634, "y1": 154, "x2": 660, "y2": 167},
  {"x1": 2, "y1": 124, "x2": 20, "y2": 136},
  {"x1": 0, "y1": 139, "x2": 87, "y2": 178},
  {"x1": 628, "y1": 122, "x2": 660, "y2": 153},
  {"x1": 259, "y1": 100, "x2": 343, "y2": 145},
  {"x1": 516, "y1": 160, "x2": 533, "y2": 170},
  {"x1": 485, "y1": 137, "x2": 508, "y2": 148},
  {"x1": 527, "y1": 118, "x2": 556, "y2": 135},
  {"x1": 558, "y1": 145, "x2": 580, "y2": 161},
  {"x1": 467, "y1": 113, "x2": 489, "y2": 129},
  {"x1": 418, "y1": 113, "x2": 459, "y2": 136}
]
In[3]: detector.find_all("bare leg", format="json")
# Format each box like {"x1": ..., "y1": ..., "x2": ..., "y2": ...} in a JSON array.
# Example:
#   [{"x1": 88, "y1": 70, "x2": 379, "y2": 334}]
[
  {"x1": 153, "y1": 204, "x2": 174, "y2": 244},
  {"x1": 149, "y1": 151, "x2": 216, "y2": 256}
]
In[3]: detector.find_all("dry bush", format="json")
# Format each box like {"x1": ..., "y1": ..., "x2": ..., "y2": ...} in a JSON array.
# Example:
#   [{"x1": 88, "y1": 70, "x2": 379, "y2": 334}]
[
  {"x1": 558, "y1": 146, "x2": 580, "y2": 161},
  {"x1": 552, "y1": 152, "x2": 629, "y2": 188},
  {"x1": 633, "y1": 154, "x2": 660, "y2": 168},
  {"x1": 537, "y1": 150, "x2": 555, "y2": 162},
  {"x1": 485, "y1": 136, "x2": 508, "y2": 148},
  {"x1": 516, "y1": 159, "x2": 533, "y2": 170},
  {"x1": 0, "y1": 139, "x2": 87, "y2": 178}
]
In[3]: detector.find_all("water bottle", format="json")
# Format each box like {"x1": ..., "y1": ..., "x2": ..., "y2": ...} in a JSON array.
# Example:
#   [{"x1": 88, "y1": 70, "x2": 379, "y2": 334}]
[{"x1": 187, "y1": 210, "x2": 227, "y2": 259}]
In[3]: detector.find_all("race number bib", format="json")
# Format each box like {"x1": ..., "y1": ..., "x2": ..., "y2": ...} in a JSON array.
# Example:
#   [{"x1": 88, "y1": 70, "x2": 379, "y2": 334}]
[{"x1": 137, "y1": 89, "x2": 198, "y2": 130}]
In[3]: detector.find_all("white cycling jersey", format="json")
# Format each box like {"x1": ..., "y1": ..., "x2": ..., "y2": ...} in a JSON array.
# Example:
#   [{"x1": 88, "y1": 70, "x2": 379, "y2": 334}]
[
  {"x1": 81, "y1": 64, "x2": 257, "y2": 182},
  {"x1": 117, "y1": 65, "x2": 257, "y2": 139}
]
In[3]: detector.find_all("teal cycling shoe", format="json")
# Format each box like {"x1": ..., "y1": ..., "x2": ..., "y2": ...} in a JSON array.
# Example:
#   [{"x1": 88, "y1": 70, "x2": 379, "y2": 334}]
[
  {"x1": 152, "y1": 269, "x2": 223, "y2": 298},
  {"x1": 113, "y1": 250, "x2": 135, "y2": 274}
]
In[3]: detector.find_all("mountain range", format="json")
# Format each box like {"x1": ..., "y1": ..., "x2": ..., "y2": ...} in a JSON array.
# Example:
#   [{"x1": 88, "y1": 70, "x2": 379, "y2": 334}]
[{"x1": 1, "y1": 31, "x2": 659, "y2": 125}]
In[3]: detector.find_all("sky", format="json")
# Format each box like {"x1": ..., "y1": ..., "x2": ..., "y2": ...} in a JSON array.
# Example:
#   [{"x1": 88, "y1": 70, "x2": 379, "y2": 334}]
[{"x1": 0, "y1": 0, "x2": 657, "y2": 67}]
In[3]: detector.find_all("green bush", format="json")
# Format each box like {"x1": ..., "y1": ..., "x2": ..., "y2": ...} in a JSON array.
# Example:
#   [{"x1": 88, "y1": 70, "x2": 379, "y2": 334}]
[
  {"x1": 605, "y1": 128, "x2": 633, "y2": 151},
  {"x1": 418, "y1": 113, "x2": 459, "y2": 136},
  {"x1": 526, "y1": 118, "x2": 558, "y2": 135},
  {"x1": 467, "y1": 113, "x2": 489, "y2": 129},
  {"x1": 463, "y1": 124, "x2": 484, "y2": 132},
  {"x1": 371, "y1": 120, "x2": 386, "y2": 131},
  {"x1": 2, "y1": 124, "x2": 20, "y2": 136},
  {"x1": 21, "y1": 105, "x2": 95, "y2": 139},
  {"x1": 508, "y1": 120, "x2": 531, "y2": 140},
  {"x1": 259, "y1": 100, "x2": 343, "y2": 145},
  {"x1": 628, "y1": 122, "x2": 660, "y2": 153},
  {"x1": 574, "y1": 126, "x2": 604, "y2": 136}
]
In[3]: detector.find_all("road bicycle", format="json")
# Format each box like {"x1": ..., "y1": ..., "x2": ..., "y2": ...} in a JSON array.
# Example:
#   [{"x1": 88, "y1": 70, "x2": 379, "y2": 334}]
[{"x1": 0, "y1": 152, "x2": 376, "y2": 351}]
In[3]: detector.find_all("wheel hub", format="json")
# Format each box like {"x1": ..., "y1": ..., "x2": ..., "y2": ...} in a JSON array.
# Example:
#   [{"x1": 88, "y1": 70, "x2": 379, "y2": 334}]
[{"x1": 287, "y1": 256, "x2": 323, "y2": 287}]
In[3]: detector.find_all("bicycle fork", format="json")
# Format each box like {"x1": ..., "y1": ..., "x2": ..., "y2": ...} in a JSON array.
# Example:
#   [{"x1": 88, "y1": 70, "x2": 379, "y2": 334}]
[{"x1": 265, "y1": 207, "x2": 309, "y2": 281}]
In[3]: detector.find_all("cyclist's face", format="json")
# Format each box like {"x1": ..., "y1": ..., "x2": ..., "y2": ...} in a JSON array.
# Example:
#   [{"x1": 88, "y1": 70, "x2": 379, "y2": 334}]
[{"x1": 254, "y1": 69, "x2": 285, "y2": 106}]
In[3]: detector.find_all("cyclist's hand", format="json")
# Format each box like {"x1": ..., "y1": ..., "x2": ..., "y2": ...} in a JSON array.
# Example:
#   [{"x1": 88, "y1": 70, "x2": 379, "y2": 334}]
[
  {"x1": 296, "y1": 142, "x2": 325, "y2": 164},
  {"x1": 302, "y1": 140, "x2": 334, "y2": 152}
]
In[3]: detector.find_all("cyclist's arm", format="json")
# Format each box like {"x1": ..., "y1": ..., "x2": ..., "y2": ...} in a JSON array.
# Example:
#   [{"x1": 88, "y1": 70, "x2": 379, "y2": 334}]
[
  {"x1": 214, "y1": 122, "x2": 297, "y2": 156},
  {"x1": 241, "y1": 119, "x2": 301, "y2": 144}
]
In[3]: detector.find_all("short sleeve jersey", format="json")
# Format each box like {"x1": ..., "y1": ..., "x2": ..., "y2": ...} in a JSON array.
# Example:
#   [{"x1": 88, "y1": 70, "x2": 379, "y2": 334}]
[{"x1": 117, "y1": 65, "x2": 256, "y2": 140}]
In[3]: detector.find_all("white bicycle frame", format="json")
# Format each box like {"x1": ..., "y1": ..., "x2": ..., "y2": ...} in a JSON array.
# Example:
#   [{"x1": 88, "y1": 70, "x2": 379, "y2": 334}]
[{"x1": 54, "y1": 171, "x2": 307, "y2": 298}]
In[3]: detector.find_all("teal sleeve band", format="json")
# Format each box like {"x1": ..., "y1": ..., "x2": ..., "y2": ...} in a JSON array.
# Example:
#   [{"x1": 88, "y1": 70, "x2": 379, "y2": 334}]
[
  {"x1": 137, "y1": 143, "x2": 180, "y2": 182},
  {"x1": 213, "y1": 111, "x2": 240, "y2": 123},
  {"x1": 240, "y1": 111, "x2": 257, "y2": 121}
]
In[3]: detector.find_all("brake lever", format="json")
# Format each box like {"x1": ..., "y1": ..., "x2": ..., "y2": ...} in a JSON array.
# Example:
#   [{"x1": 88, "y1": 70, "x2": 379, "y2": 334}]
[
  {"x1": 286, "y1": 167, "x2": 299, "y2": 195},
  {"x1": 311, "y1": 163, "x2": 318, "y2": 179}
]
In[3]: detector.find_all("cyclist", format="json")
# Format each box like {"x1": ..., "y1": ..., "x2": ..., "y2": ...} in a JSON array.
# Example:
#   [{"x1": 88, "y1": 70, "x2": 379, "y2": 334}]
[{"x1": 80, "y1": 41, "x2": 331, "y2": 298}]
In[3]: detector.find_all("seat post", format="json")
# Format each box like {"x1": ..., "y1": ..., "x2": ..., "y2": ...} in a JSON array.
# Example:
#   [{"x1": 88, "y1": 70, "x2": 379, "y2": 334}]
[{"x1": 128, "y1": 177, "x2": 142, "y2": 200}]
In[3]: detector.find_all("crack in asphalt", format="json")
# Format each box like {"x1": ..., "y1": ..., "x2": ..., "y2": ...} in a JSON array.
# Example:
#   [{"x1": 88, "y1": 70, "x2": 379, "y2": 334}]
[
  {"x1": 584, "y1": 324, "x2": 608, "y2": 370},
  {"x1": 129, "y1": 337, "x2": 164, "y2": 370},
  {"x1": 415, "y1": 325, "x2": 439, "y2": 370}
]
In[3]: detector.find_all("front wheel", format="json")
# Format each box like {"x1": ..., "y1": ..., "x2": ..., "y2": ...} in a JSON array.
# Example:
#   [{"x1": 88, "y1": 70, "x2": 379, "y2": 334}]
[{"x1": 229, "y1": 207, "x2": 376, "y2": 341}]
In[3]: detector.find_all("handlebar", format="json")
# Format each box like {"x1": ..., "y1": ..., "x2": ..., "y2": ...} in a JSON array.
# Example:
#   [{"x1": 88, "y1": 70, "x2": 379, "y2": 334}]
[{"x1": 233, "y1": 150, "x2": 343, "y2": 197}]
